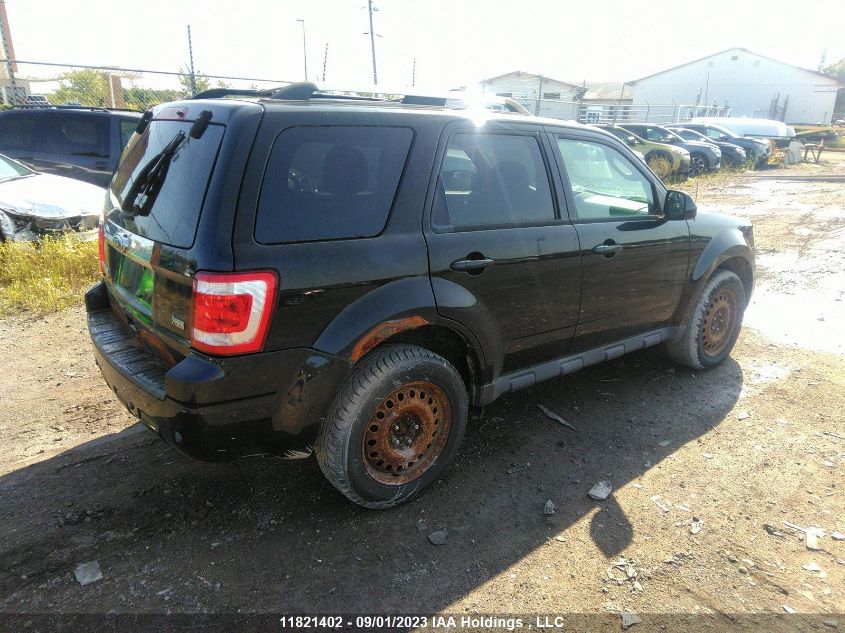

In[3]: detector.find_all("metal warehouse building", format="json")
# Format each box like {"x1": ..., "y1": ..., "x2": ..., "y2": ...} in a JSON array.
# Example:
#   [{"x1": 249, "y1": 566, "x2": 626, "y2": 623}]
[{"x1": 629, "y1": 48, "x2": 841, "y2": 125}]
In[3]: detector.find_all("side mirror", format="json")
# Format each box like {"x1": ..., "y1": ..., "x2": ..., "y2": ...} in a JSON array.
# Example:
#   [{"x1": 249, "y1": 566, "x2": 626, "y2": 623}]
[
  {"x1": 627, "y1": 136, "x2": 637, "y2": 146},
  {"x1": 665, "y1": 190, "x2": 697, "y2": 220}
]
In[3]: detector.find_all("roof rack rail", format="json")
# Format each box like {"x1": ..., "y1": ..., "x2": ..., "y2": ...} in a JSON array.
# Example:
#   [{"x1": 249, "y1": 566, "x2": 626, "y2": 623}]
[{"x1": 192, "y1": 81, "x2": 448, "y2": 106}]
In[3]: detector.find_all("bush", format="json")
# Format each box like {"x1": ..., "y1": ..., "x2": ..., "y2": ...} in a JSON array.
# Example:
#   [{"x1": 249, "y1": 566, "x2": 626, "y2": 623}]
[{"x1": 0, "y1": 235, "x2": 100, "y2": 316}]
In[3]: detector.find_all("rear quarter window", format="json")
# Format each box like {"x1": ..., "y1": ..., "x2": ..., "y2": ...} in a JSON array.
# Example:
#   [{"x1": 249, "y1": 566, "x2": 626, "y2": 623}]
[{"x1": 255, "y1": 126, "x2": 413, "y2": 243}]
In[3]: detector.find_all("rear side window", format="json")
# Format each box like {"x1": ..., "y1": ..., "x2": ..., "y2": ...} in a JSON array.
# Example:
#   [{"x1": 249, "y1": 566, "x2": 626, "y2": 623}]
[
  {"x1": 39, "y1": 114, "x2": 109, "y2": 157},
  {"x1": 0, "y1": 114, "x2": 36, "y2": 151},
  {"x1": 256, "y1": 126, "x2": 413, "y2": 243},
  {"x1": 433, "y1": 132, "x2": 556, "y2": 230}
]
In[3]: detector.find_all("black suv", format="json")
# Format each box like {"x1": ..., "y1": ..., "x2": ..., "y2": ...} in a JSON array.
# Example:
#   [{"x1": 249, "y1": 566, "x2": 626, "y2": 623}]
[
  {"x1": 0, "y1": 107, "x2": 142, "y2": 186},
  {"x1": 87, "y1": 84, "x2": 755, "y2": 508}
]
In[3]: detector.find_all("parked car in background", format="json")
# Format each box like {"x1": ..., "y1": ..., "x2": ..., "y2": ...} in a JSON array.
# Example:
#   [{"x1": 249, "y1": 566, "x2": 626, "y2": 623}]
[
  {"x1": 619, "y1": 123, "x2": 721, "y2": 176},
  {"x1": 690, "y1": 117, "x2": 795, "y2": 149},
  {"x1": 670, "y1": 127, "x2": 747, "y2": 167},
  {"x1": 0, "y1": 107, "x2": 142, "y2": 187},
  {"x1": 23, "y1": 95, "x2": 51, "y2": 106},
  {"x1": 595, "y1": 124, "x2": 690, "y2": 179},
  {"x1": 88, "y1": 85, "x2": 755, "y2": 508},
  {"x1": 0, "y1": 153, "x2": 104, "y2": 241},
  {"x1": 667, "y1": 122, "x2": 772, "y2": 166}
]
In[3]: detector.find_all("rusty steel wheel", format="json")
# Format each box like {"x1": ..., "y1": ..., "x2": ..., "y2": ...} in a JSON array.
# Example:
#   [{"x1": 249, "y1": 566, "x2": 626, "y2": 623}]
[
  {"x1": 316, "y1": 344, "x2": 468, "y2": 508},
  {"x1": 700, "y1": 287, "x2": 737, "y2": 357},
  {"x1": 362, "y1": 381, "x2": 451, "y2": 485},
  {"x1": 667, "y1": 269, "x2": 746, "y2": 370}
]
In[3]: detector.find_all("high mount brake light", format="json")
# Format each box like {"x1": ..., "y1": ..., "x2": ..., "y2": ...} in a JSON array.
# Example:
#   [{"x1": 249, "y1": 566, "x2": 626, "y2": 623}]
[{"x1": 190, "y1": 271, "x2": 278, "y2": 355}]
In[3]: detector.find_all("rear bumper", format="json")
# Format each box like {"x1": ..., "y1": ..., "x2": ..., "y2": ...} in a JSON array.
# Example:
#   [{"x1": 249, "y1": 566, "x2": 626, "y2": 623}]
[{"x1": 86, "y1": 281, "x2": 349, "y2": 461}]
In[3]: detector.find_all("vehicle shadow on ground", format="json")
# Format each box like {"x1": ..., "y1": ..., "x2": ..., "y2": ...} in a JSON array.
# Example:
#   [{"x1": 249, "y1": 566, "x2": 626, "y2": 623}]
[{"x1": 0, "y1": 347, "x2": 742, "y2": 615}]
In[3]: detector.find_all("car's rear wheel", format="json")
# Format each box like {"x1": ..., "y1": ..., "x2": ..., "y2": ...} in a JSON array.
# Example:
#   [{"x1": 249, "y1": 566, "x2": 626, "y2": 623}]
[
  {"x1": 646, "y1": 151, "x2": 673, "y2": 179},
  {"x1": 667, "y1": 270, "x2": 746, "y2": 370},
  {"x1": 315, "y1": 344, "x2": 467, "y2": 508}
]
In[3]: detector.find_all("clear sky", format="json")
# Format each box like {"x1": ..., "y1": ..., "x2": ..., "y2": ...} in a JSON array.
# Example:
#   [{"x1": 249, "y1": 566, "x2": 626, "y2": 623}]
[{"x1": 4, "y1": 0, "x2": 844, "y2": 92}]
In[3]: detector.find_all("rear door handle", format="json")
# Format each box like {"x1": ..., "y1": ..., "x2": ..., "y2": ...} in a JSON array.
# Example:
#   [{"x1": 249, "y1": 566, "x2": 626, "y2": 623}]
[
  {"x1": 593, "y1": 243, "x2": 624, "y2": 255},
  {"x1": 451, "y1": 257, "x2": 495, "y2": 272}
]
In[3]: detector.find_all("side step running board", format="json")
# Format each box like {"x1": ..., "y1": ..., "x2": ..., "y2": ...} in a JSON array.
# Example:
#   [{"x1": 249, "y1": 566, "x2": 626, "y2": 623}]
[{"x1": 478, "y1": 327, "x2": 680, "y2": 405}]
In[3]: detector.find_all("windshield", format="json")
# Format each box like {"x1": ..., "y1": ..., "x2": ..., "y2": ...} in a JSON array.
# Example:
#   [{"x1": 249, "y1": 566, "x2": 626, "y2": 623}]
[
  {"x1": 0, "y1": 154, "x2": 35, "y2": 180},
  {"x1": 109, "y1": 120, "x2": 224, "y2": 248},
  {"x1": 711, "y1": 125, "x2": 738, "y2": 139}
]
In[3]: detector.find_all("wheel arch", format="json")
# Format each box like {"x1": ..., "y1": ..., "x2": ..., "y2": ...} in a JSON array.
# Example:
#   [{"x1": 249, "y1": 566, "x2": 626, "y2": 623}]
[{"x1": 676, "y1": 230, "x2": 754, "y2": 327}]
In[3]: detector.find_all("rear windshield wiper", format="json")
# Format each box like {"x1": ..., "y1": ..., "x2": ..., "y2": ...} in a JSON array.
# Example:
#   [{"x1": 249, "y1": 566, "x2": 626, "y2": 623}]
[
  {"x1": 121, "y1": 110, "x2": 213, "y2": 217},
  {"x1": 121, "y1": 130, "x2": 186, "y2": 216}
]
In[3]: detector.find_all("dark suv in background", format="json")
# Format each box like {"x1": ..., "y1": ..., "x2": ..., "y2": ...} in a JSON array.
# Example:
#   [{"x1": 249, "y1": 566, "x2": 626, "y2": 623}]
[
  {"x1": 619, "y1": 123, "x2": 722, "y2": 176},
  {"x1": 87, "y1": 84, "x2": 755, "y2": 508},
  {"x1": 0, "y1": 107, "x2": 141, "y2": 186},
  {"x1": 666, "y1": 122, "x2": 771, "y2": 167}
]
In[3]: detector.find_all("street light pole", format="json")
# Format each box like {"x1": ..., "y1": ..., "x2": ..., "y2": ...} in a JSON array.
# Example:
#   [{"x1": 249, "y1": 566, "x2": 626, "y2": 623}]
[
  {"x1": 297, "y1": 18, "x2": 308, "y2": 81},
  {"x1": 367, "y1": 0, "x2": 378, "y2": 85}
]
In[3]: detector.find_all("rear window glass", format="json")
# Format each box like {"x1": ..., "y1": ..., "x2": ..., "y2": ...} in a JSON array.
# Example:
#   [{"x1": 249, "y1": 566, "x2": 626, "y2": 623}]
[
  {"x1": 109, "y1": 120, "x2": 224, "y2": 248},
  {"x1": 255, "y1": 126, "x2": 413, "y2": 243}
]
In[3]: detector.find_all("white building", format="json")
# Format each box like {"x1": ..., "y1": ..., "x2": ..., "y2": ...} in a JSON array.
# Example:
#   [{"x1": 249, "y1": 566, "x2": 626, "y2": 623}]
[
  {"x1": 629, "y1": 48, "x2": 841, "y2": 125},
  {"x1": 479, "y1": 71, "x2": 582, "y2": 119}
]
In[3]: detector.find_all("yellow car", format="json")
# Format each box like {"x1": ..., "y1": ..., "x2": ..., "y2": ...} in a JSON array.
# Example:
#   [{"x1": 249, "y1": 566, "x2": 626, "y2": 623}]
[{"x1": 596, "y1": 124, "x2": 690, "y2": 180}]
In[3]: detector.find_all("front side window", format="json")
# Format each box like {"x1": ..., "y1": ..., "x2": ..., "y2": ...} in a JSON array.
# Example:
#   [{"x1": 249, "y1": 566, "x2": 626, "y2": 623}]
[
  {"x1": 556, "y1": 138, "x2": 656, "y2": 220},
  {"x1": 434, "y1": 132, "x2": 555, "y2": 230},
  {"x1": 256, "y1": 126, "x2": 413, "y2": 243}
]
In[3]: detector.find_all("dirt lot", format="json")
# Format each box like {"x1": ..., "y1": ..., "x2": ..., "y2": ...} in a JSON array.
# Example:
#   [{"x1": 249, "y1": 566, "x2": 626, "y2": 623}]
[{"x1": 1, "y1": 156, "x2": 844, "y2": 631}]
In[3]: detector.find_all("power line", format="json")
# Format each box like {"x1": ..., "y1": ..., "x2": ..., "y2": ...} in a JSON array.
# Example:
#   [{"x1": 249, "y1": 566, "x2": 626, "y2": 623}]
[{"x1": 0, "y1": 59, "x2": 297, "y2": 84}]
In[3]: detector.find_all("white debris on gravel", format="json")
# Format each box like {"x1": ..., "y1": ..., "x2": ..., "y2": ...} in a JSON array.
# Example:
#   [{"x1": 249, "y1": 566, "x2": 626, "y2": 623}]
[
  {"x1": 537, "y1": 404, "x2": 576, "y2": 431},
  {"x1": 74, "y1": 561, "x2": 102, "y2": 586},
  {"x1": 544, "y1": 500, "x2": 556, "y2": 515},
  {"x1": 620, "y1": 611, "x2": 642, "y2": 629},
  {"x1": 427, "y1": 530, "x2": 448, "y2": 546},
  {"x1": 588, "y1": 481, "x2": 612, "y2": 501}
]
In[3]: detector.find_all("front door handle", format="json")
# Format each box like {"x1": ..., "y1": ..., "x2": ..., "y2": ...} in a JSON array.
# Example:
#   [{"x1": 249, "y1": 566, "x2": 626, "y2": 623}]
[
  {"x1": 593, "y1": 243, "x2": 624, "y2": 255},
  {"x1": 451, "y1": 257, "x2": 495, "y2": 272}
]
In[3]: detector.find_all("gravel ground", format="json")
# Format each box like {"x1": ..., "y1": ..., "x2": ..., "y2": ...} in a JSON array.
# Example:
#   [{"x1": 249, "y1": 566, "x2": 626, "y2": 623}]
[{"x1": 1, "y1": 156, "x2": 844, "y2": 632}]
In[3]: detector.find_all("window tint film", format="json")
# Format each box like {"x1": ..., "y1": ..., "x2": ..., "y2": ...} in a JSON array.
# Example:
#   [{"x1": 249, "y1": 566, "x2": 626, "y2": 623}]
[
  {"x1": 110, "y1": 120, "x2": 225, "y2": 248},
  {"x1": 556, "y1": 138, "x2": 655, "y2": 220},
  {"x1": 434, "y1": 132, "x2": 555, "y2": 229},
  {"x1": 256, "y1": 126, "x2": 413, "y2": 243},
  {"x1": 39, "y1": 114, "x2": 109, "y2": 157},
  {"x1": 0, "y1": 115, "x2": 35, "y2": 151}
]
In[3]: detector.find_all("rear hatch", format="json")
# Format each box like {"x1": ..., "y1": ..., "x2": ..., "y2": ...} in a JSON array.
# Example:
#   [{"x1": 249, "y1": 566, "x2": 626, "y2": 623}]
[{"x1": 101, "y1": 108, "x2": 226, "y2": 365}]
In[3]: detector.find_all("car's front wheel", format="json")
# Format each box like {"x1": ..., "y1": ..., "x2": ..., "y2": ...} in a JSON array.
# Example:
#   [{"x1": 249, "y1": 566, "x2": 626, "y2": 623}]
[
  {"x1": 315, "y1": 345, "x2": 468, "y2": 508},
  {"x1": 667, "y1": 270, "x2": 746, "y2": 370}
]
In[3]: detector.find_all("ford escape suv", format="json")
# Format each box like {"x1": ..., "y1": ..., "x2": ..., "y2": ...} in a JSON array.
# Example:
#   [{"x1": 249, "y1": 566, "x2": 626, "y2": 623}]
[{"x1": 87, "y1": 83, "x2": 754, "y2": 508}]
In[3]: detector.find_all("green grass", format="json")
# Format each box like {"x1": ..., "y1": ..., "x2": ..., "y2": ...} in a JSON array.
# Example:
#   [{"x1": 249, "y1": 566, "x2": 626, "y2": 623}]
[{"x1": 0, "y1": 235, "x2": 100, "y2": 316}]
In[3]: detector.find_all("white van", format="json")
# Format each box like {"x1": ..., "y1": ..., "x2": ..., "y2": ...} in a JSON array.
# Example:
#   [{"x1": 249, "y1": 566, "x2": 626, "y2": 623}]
[{"x1": 690, "y1": 117, "x2": 795, "y2": 142}]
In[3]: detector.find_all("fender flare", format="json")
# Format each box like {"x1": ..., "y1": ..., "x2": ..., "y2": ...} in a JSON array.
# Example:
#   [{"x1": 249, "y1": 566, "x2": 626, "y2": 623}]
[
  {"x1": 313, "y1": 276, "x2": 488, "y2": 376},
  {"x1": 677, "y1": 228, "x2": 754, "y2": 326}
]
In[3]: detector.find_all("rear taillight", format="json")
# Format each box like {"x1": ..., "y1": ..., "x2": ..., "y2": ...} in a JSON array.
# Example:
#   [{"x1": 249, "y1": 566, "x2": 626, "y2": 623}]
[
  {"x1": 97, "y1": 223, "x2": 106, "y2": 275},
  {"x1": 190, "y1": 271, "x2": 277, "y2": 356}
]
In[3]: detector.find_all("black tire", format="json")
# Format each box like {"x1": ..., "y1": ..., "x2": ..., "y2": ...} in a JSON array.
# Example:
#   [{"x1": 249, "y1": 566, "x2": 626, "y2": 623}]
[
  {"x1": 667, "y1": 270, "x2": 746, "y2": 370},
  {"x1": 689, "y1": 153, "x2": 707, "y2": 177},
  {"x1": 314, "y1": 344, "x2": 468, "y2": 509}
]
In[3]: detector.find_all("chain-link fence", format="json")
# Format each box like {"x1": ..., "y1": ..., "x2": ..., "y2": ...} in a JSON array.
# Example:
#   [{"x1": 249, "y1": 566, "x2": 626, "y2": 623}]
[
  {"x1": 1, "y1": 59, "x2": 733, "y2": 128},
  {"x1": 0, "y1": 59, "x2": 295, "y2": 111},
  {"x1": 508, "y1": 95, "x2": 731, "y2": 125}
]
